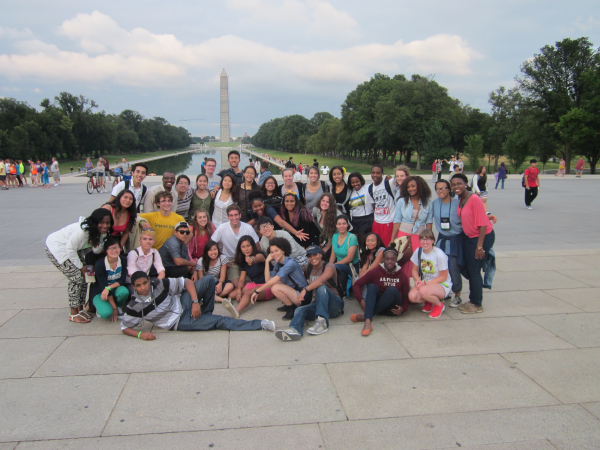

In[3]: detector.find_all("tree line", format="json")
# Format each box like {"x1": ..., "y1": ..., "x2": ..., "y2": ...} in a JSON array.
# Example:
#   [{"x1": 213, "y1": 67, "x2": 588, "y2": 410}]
[
  {"x1": 252, "y1": 37, "x2": 600, "y2": 174},
  {"x1": 0, "y1": 92, "x2": 193, "y2": 162}
]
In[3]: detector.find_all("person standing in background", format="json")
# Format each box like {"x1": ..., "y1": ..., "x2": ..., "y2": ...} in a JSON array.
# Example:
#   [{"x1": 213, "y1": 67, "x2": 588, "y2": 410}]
[
  {"x1": 0, "y1": 158, "x2": 7, "y2": 190},
  {"x1": 495, "y1": 163, "x2": 507, "y2": 189},
  {"x1": 524, "y1": 159, "x2": 540, "y2": 210},
  {"x1": 555, "y1": 158, "x2": 566, "y2": 177},
  {"x1": 431, "y1": 160, "x2": 438, "y2": 182},
  {"x1": 121, "y1": 158, "x2": 132, "y2": 181},
  {"x1": 457, "y1": 158, "x2": 464, "y2": 173},
  {"x1": 575, "y1": 157, "x2": 585, "y2": 178},
  {"x1": 103, "y1": 158, "x2": 111, "y2": 182}
]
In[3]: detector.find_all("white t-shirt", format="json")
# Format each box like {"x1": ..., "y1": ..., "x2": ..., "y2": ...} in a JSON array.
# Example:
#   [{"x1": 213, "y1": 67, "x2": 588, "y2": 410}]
[
  {"x1": 50, "y1": 161, "x2": 59, "y2": 172},
  {"x1": 410, "y1": 246, "x2": 452, "y2": 288},
  {"x1": 321, "y1": 166, "x2": 329, "y2": 175},
  {"x1": 348, "y1": 185, "x2": 373, "y2": 218},
  {"x1": 449, "y1": 161, "x2": 455, "y2": 172},
  {"x1": 368, "y1": 182, "x2": 397, "y2": 224},
  {"x1": 211, "y1": 222, "x2": 259, "y2": 258},
  {"x1": 111, "y1": 180, "x2": 145, "y2": 208},
  {"x1": 293, "y1": 172, "x2": 302, "y2": 182}
]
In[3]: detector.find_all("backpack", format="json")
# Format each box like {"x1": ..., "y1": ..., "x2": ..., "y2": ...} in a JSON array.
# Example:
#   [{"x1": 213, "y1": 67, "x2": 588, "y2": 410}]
[
  {"x1": 124, "y1": 180, "x2": 148, "y2": 212},
  {"x1": 306, "y1": 264, "x2": 346, "y2": 300},
  {"x1": 368, "y1": 179, "x2": 394, "y2": 199}
]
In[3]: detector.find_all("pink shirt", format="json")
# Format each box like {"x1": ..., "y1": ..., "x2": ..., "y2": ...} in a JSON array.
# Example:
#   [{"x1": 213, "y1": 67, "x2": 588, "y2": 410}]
[
  {"x1": 457, "y1": 194, "x2": 493, "y2": 239},
  {"x1": 127, "y1": 247, "x2": 165, "y2": 276}
]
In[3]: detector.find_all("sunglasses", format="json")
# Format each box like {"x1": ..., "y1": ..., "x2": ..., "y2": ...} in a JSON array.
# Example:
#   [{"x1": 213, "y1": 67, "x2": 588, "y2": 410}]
[{"x1": 177, "y1": 230, "x2": 191, "y2": 235}]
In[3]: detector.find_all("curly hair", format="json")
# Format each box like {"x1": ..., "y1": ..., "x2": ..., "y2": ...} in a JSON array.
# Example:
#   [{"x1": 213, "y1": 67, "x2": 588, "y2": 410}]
[
  {"x1": 269, "y1": 237, "x2": 292, "y2": 257},
  {"x1": 315, "y1": 192, "x2": 338, "y2": 242},
  {"x1": 399, "y1": 175, "x2": 432, "y2": 208},
  {"x1": 360, "y1": 232, "x2": 385, "y2": 267},
  {"x1": 81, "y1": 208, "x2": 113, "y2": 247},
  {"x1": 234, "y1": 236, "x2": 259, "y2": 267},
  {"x1": 154, "y1": 190, "x2": 173, "y2": 207}
]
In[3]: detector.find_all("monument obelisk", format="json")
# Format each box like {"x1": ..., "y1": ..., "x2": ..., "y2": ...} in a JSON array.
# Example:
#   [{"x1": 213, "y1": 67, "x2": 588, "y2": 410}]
[{"x1": 220, "y1": 69, "x2": 230, "y2": 143}]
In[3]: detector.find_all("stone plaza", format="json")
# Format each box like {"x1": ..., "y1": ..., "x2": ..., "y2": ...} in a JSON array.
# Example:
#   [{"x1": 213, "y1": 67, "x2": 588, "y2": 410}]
[{"x1": 0, "y1": 172, "x2": 599, "y2": 449}]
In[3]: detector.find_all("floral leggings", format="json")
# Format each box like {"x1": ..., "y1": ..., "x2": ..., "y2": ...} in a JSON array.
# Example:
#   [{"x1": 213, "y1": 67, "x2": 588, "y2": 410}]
[{"x1": 45, "y1": 247, "x2": 87, "y2": 308}]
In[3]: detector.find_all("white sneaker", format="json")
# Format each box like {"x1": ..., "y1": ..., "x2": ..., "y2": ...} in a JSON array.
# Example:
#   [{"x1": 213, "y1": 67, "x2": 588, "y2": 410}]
[
  {"x1": 275, "y1": 327, "x2": 301, "y2": 340},
  {"x1": 53, "y1": 184, "x2": 59, "y2": 187},
  {"x1": 527, "y1": 206, "x2": 533, "y2": 210},
  {"x1": 222, "y1": 298, "x2": 239, "y2": 319},
  {"x1": 307, "y1": 317, "x2": 328, "y2": 335},
  {"x1": 261, "y1": 319, "x2": 275, "y2": 332}
]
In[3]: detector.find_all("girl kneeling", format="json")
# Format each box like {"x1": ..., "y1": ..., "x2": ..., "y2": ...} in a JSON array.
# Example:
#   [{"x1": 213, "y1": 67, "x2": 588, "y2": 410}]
[{"x1": 408, "y1": 229, "x2": 453, "y2": 319}]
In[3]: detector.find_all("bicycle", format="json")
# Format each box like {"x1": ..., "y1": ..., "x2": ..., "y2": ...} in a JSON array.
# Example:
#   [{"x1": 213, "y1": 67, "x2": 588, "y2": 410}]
[
  {"x1": 86, "y1": 172, "x2": 102, "y2": 194},
  {"x1": 112, "y1": 171, "x2": 122, "y2": 189}
]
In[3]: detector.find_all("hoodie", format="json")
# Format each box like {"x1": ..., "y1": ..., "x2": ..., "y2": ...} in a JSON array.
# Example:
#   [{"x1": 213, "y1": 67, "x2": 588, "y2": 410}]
[{"x1": 352, "y1": 263, "x2": 410, "y2": 313}]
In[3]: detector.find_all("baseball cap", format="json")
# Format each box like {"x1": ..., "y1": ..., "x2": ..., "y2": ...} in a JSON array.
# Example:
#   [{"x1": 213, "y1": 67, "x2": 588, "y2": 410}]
[{"x1": 305, "y1": 245, "x2": 323, "y2": 255}]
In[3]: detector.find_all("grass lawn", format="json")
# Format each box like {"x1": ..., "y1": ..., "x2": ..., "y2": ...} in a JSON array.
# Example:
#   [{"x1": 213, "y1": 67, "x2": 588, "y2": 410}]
[
  {"x1": 55, "y1": 149, "x2": 190, "y2": 174},
  {"x1": 205, "y1": 142, "x2": 246, "y2": 148}
]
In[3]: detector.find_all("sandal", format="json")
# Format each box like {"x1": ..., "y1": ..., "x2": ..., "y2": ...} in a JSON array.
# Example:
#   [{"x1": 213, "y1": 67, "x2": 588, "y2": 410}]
[
  {"x1": 79, "y1": 310, "x2": 93, "y2": 320},
  {"x1": 69, "y1": 313, "x2": 90, "y2": 323},
  {"x1": 361, "y1": 324, "x2": 373, "y2": 336}
]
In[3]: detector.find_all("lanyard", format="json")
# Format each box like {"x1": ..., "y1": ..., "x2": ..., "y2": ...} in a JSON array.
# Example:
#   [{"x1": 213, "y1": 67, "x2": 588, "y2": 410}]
[{"x1": 439, "y1": 200, "x2": 451, "y2": 221}]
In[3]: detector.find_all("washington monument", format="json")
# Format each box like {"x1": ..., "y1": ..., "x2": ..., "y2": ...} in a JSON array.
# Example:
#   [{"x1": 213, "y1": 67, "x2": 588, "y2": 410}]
[{"x1": 220, "y1": 69, "x2": 230, "y2": 143}]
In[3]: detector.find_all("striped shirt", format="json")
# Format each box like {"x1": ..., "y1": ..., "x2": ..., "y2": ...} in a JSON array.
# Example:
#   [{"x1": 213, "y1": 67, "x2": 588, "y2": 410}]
[
  {"x1": 175, "y1": 188, "x2": 194, "y2": 217},
  {"x1": 120, "y1": 278, "x2": 185, "y2": 331},
  {"x1": 197, "y1": 254, "x2": 228, "y2": 278}
]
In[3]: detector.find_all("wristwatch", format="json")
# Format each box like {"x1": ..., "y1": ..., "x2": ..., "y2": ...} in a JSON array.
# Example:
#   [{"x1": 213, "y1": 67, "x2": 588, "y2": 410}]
[
  {"x1": 192, "y1": 299, "x2": 199, "y2": 304},
  {"x1": 476, "y1": 246, "x2": 484, "y2": 250}
]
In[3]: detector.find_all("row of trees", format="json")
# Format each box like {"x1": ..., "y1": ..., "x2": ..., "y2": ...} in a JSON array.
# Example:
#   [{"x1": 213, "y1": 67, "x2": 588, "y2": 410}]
[
  {"x1": 252, "y1": 37, "x2": 600, "y2": 173},
  {"x1": 0, "y1": 92, "x2": 193, "y2": 162}
]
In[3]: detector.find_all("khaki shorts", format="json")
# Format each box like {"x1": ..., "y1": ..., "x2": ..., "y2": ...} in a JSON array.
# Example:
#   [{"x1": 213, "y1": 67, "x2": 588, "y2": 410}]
[{"x1": 226, "y1": 262, "x2": 241, "y2": 281}]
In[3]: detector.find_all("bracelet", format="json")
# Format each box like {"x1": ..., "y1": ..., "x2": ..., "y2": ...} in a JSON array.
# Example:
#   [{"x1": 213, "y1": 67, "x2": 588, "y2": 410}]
[
  {"x1": 137, "y1": 331, "x2": 142, "y2": 339},
  {"x1": 254, "y1": 289, "x2": 259, "y2": 295},
  {"x1": 105, "y1": 286, "x2": 111, "y2": 291},
  {"x1": 477, "y1": 246, "x2": 484, "y2": 250}
]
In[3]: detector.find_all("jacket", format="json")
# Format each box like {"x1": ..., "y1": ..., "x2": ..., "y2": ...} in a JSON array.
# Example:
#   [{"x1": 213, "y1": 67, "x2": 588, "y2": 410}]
[
  {"x1": 90, "y1": 255, "x2": 128, "y2": 300},
  {"x1": 352, "y1": 263, "x2": 410, "y2": 313},
  {"x1": 482, "y1": 247, "x2": 496, "y2": 289},
  {"x1": 45, "y1": 217, "x2": 106, "y2": 269}
]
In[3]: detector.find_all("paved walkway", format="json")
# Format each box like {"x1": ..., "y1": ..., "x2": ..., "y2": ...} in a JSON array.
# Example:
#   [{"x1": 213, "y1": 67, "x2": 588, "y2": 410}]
[{"x1": 1, "y1": 176, "x2": 599, "y2": 449}]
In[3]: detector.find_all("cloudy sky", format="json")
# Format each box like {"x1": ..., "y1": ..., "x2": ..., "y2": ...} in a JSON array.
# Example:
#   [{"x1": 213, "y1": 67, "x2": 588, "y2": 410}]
[{"x1": 2, "y1": 1, "x2": 599, "y2": 138}]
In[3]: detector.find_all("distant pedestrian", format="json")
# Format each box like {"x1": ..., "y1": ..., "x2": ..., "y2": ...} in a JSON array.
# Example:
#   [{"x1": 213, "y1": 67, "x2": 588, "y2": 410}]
[
  {"x1": 575, "y1": 157, "x2": 585, "y2": 178},
  {"x1": 523, "y1": 159, "x2": 540, "y2": 210},
  {"x1": 495, "y1": 162, "x2": 507, "y2": 189},
  {"x1": 41, "y1": 162, "x2": 51, "y2": 188},
  {"x1": 555, "y1": 158, "x2": 565, "y2": 177},
  {"x1": 431, "y1": 159, "x2": 437, "y2": 182},
  {"x1": 457, "y1": 158, "x2": 464, "y2": 173},
  {"x1": 50, "y1": 157, "x2": 60, "y2": 186},
  {"x1": 103, "y1": 158, "x2": 111, "y2": 181}
]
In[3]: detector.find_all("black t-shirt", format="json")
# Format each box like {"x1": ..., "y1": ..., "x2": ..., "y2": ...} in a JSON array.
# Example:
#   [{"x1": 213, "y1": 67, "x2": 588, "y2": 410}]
[
  {"x1": 241, "y1": 251, "x2": 267, "y2": 284},
  {"x1": 333, "y1": 184, "x2": 349, "y2": 213}
]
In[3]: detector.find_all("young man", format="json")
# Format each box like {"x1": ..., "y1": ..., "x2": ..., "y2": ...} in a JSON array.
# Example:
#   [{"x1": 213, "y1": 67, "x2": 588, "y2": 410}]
[
  {"x1": 159, "y1": 222, "x2": 197, "y2": 279},
  {"x1": 447, "y1": 156, "x2": 456, "y2": 173},
  {"x1": 457, "y1": 158, "x2": 464, "y2": 173},
  {"x1": 121, "y1": 271, "x2": 275, "y2": 339},
  {"x1": 285, "y1": 157, "x2": 294, "y2": 169},
  {"x1": 257, "y1": 160, "x2": 272, "y2": 186},
  {"x1": 313, "y1": 159, "x2": 319, "y2": 167},
  {"x1": 50, "y1": 157, "x2": 60, "y2": 187},
  {"x1": 211, "y1": 205, "x2": 260, "y2": 285},
  {"x1": 292, "y1": 164, "x2": 302, "y2": 183},
  {"x1": 524, "y1": 158, "x2": 540, "y2": 210},
  {"x1": 142, "y1": 171, "x2": 178, "y2": 213},
  {"x1": 367, "y1": 164, "x2": 397, "y2": 247},
  {"x1": 275, "y1": 245, "x2": 343, "y2": 341},
  {"x1": 0, "y1": 158, "x2": 7, "y2": 190},
  {"x1": 140, "y1": 191, "x2": 186, "y2": 249},
  {"x1": 217, "y1": 150, "x2": 243, "y2": 185},
  {"x1": 201, "y1": 157, "x2": 207, "y2": 175},
  {"x1": 204, "y1": 158, "x2": 221, "y2": 193},
  {"x1": 351, "y1": 244, "x2": 409, "y2": 336},
  {"x1": 103, "y1": 158, "x2": 111, "y2": 182},
  {"x1": 110, "y1": 163, "x2": 148, "y2": 212},
  {"x1": 321, "y1": 165, "x2": 329, "y2": 176},
  {"x1": 120, "y1": 158, "x2": 132, "y2": 181}
]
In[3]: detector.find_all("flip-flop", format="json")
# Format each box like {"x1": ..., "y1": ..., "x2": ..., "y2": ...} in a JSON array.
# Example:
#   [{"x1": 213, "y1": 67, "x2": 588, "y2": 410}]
[{"x1": 69, "y1": 313, "x2": 90, "y2": 323}]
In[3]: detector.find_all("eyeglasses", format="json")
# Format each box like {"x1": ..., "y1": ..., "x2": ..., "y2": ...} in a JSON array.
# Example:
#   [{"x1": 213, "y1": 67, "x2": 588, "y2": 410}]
[
  {"x1": 106, "y1": 246, "x2": 121, "y2": 252},
  {"x1": 436, "y1": 187, "x2": 449, "y2": 191},
  {"x1": 177, "y1": 230, "x2": 191, "y2": 235},
  {"x1": 259, "y1": 224, "x2": 273, "y2": 230}
]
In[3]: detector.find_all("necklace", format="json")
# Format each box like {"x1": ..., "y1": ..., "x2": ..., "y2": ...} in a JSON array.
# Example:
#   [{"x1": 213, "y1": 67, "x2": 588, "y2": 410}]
[{"x1": 459, "y1": 193, "x2": 472, "y2": 209}]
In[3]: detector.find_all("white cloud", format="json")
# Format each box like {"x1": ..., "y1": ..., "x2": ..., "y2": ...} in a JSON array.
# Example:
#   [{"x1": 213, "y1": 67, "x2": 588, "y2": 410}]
[
  {"x1": 33, "y1": 88, "x2": 41, "y2": 92},
  {"x1": 0, "y1": 26, "x2": 33, "y2": 40},
  {"x1": 573, "y1": 15, "x2": 600, "y2": 32},
  {"x1": 0, "y1": 11, "x2": 481, "y2": 88}
]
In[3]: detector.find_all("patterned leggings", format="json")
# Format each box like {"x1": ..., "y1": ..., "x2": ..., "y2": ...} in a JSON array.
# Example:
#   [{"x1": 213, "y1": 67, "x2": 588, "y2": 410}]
[{"x1": 45, "y1": 247, "x2": 87, "y2": 309}]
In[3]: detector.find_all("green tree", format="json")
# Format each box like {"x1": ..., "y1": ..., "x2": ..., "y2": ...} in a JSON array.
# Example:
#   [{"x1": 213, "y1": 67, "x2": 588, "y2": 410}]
[
  {"x1": 463, "y1": 135, "x2": 484, "y2": 171},
  {"x1": 503, "y1": 130, "x2": 529, "y2": 171}
]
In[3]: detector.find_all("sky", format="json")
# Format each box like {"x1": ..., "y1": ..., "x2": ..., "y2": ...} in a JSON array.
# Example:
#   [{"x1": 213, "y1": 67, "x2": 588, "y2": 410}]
[{"x1": 1, "y1": 1, "x2": 599, "y2": 138}]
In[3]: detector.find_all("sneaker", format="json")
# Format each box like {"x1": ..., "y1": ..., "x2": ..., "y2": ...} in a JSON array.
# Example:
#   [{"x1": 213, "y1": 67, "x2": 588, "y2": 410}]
[
  {"x1": 443, "y1": 294, "x2": 451, "y2": 301},
  {"x1": 53, "y1": 184, "x2": 59, "y2": 187},
  {"x1": 222, "y1": 298, "x2": 239, "y2": 319},
  {"x1": 457, "y1": 301, "x2": 473, "y2": 311},
  {"x1": 307, "y1": 317, "x2": 328, "y2": 335},
  {"x1": 260, "y1": 319, "x2": 275, "y2": 332},
  {"x1": 116, "y1": 307, "x2": 124, "y2": 319},
  {"x1": 275, "y1": 327, "x2": 302, "y2": 341},
  {"x1": 429, "y1": 304, "x2": 445, "y2": 318},
  {"x1": 528, "y1": 206, "x2": 533, "y2": 210},
  {"x1": 449, "y1": 296, "x2": 463, "y2": 308},
  {"x1": 460, "y1": 303, "x2": 483, "y2": 314},
  {"x1": 276, "y1": 304, "x2": 291, "y2": 312},
  {"x1": 422, "y1": 302, "x2": 433, "y2": 313}
]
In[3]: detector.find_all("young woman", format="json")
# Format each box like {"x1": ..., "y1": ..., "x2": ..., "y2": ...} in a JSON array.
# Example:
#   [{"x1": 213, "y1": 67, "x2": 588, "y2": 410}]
[
  {"x1": 261, "y1": 176, "x2": 283, "y2": 211},
  {"x1": 45, "y1": 208, "x2": 112, "y2": 323},
  {"x1": 213, "y1": 173, "x2": 239, "y2": 228},
  {"x1": 329, "y1": 214, "x2": 359, "y2": 297},
  {"x1": 256, "y1": 217, "x2": 309, "y2": 269},
  {"x1": 102, "y1": 190, "x2": 136, "y2": 250},
  {"x1": 408, "y1": 229, "x2": 453, "y2": 319},
  {"x1": 303, "y1": 166, "x2": 330, "y2": 210},
  {"x1": 495, "y1": 163, "x2": 507, "y2": 189},
  {"x1": 280, "y1": 192, "x2": 319, "y2": 248},
  {"x1": 221, "y1": 236, "x2": 270, "y2": 319},
  {"x1": 472, "y1": 166, "x2": 489, "y2": 213},
  {"x1": 175, "y1": 175, "x2": 194, "y2": 218},
  {"x1": 329, "y1": 165, "x2": 351, "y2": 214},
  {"x1": 347, "y1": 172, "x2": 373, "y2": 242},
  {"x1": 451, "y1": 173, "x2": 495, "y2": 314},
  {"x1": 280, "y1": 168, "x2": 306, "y2": 204},
  {"x1": 197, "y1": 240, "x2": 235, "y2": 303},
  {"x1": 96, "y1": 159, "x2": 106, "y2": 192},
  {"x1": 394, "y1": 165, "x2": 410, "y2": 201},
  {"x1": 85, "y1": 158, "x2": 93, "y2": 174},
  {"x1": 555, "y1": 158, "x2": 566, "y2": 177},
  {"x1": 312, "y1": 193, "x2": 343, "y2": 257},
  {"x1": 41, "y1": 162, "x2": 51, "y2": 188},
  {"x1": 358, "y1": 232, "x2": 385, "y2": 278},
  {"x1": 247, "y1": 194, "x2": 309, "y2": 241},
  {"x1": 390, "y1": 175, "x2": 433, "y2": 279},
  {"x1": 187, "y1": 208, "x2": 215, "y2": 264},
  {"x1": 238, "y1": 165, "x2": 260, "y2": 222},
  {"x1": 188, "y1": 174, "x2": 213, "y2": 222},
  {"x1": 30, "y1": 161, "x2": 38, "y2": 188},
  {"x1": 91, "y1": 237, "x2": 129, "y2": 321},
  {"x1": 431, "y1": 159, "x2": 438, "y2": 182},
  {"x1": 250, "y1": 237, "x2": 308, "y2": 320}
]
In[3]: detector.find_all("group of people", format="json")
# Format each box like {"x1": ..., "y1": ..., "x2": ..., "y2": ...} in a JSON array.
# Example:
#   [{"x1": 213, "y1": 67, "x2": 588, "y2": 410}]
[
  {"x1": 432, "y1": 157, "x2": 464, "y2": 181},
  {"x1": 0, "y1": 157, "x2": 62, "y2": 189},
  {"x1": 45, "y1": 149, "x2": 497, "y2": 343}
]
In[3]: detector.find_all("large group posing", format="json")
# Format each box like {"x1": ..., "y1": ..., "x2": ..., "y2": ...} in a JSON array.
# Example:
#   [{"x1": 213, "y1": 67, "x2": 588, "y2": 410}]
[{"x1": 45, "y1": 150, "x2": 496, "y2": 342}]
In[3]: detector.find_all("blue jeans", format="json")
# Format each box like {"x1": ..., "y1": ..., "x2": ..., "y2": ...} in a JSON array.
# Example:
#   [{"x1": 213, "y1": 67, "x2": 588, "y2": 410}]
[
  {"x1": 364, "y1": 284, "x2": 402, "y2": 321},
  {"x1": 177, "y1": 277, "x2": 262, "y2": 331},
  {"x1": 460, "y1": 230, "x2": 495, "y2": 307},
  {"x1": 289, "y1": 286, "x2": 344, "y2": 336},
  {"x1": 335, "y1": 263, "x2": 358, "y2": 297},
  {"x1": 448, "y1": 255, "x2": 462, "y2": 294},
  {"x1": 495, "y1": 178, "x2": 504, "y2": 189}
]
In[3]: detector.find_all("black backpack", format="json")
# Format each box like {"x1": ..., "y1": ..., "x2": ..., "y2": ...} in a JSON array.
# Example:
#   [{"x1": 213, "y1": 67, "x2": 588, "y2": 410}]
[
  {"x1": 306, "y1": 263, "x2": 346, "y2": 300},
  {"x1": 124, "y1": 180, "x2": 148, "y2": 212},
  {"x1": 368, "y1": 179, "x2": 394, "y2": 199}
]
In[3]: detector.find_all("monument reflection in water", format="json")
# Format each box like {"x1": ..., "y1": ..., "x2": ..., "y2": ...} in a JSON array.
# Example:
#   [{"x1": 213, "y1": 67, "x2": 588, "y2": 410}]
[{"x1": 143, "y1": 149, "x2": 281, "y2": 177}]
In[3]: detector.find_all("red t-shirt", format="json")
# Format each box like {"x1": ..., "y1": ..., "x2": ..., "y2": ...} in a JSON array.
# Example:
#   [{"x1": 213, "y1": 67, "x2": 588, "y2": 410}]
[
  {"x1": 524, "y1": 167, "x2": 539, "y2": 187},
  {"x1": 457, "y1": 194, "x2": 493, "y2": 239},
  {"x1": 189, "y1": 232, "x2": 210, "y2": 260},
  {"x1": 575, "y1": 159, "x2": 585, "y2": 170}
]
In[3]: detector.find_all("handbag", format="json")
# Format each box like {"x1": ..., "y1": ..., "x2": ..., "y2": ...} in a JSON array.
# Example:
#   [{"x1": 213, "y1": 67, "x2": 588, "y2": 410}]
[{"x1": 393, "y1": 234, "x2": 413, "y2": 266}]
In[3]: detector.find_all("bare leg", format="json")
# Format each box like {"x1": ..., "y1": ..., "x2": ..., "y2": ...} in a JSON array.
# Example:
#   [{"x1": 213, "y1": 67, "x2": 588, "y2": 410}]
[
  {"x1": 237, "y1": 287, "x2": 266, "y2": 313},
  {"x1": 482, "y1": 198, "x2": 488, "y2": 213},
  {"x1": 271, "y1": 284, "x2": 300, "y2": 306},
  {"x1": 221, "y1": 282, "x2": 236, "y2": 298}
]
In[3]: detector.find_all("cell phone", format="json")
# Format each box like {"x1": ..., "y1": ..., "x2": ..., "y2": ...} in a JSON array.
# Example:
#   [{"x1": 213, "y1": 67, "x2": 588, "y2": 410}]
[{"x1": 85, "y1": 265, "x2": 94, "y2": 276}]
